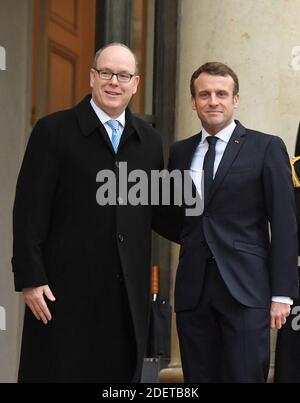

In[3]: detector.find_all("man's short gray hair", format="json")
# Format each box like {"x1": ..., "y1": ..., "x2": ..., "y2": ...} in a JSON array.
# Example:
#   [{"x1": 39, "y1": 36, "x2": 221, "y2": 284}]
[{"x1": 93, "y1": 43, "x2": 139, "y2": 73}]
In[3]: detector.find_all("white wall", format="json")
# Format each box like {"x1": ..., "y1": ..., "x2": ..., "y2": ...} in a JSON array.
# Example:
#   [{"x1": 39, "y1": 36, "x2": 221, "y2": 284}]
[
  {"x1": 176, "y1": 0, "x2": 300, "y2": 155},
  {"x1": 0, "y1": 0, "x2": 33, "y2": 382}
]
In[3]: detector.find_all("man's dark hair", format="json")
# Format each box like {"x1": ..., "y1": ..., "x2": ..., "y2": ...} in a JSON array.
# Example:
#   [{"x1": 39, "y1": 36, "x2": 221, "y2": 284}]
[{"x1": 190, "y1": 62, "x2": 239, "y2": 97}]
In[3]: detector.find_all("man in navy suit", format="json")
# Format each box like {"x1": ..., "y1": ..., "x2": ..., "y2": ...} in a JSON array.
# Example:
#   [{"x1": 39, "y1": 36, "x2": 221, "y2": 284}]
[{"x1": 169, "y1": 62, "x2": 298, "y2": 382}]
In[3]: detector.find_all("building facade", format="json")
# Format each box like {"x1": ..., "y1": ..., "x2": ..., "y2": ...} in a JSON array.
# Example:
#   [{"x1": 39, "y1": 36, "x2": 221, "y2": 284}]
[{"x1": 1, "y1": 0, "x2": 300, "y2": 382}]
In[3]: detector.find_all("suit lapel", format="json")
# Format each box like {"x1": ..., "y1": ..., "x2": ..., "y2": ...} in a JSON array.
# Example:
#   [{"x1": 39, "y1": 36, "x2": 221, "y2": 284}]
[{"x1": 205, "y1": 121, "x2": 247, "y2": 206}]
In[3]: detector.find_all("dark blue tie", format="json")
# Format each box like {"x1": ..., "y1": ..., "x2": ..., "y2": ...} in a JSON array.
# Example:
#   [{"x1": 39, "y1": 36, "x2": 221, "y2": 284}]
[{"x1": 203, "y1": 136, "x2": 218, "y2": 201}]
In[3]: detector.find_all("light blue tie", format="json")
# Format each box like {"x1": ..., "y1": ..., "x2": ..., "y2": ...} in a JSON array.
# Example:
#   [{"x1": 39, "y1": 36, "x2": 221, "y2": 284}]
[{"x1": 107, "y1": 120, "x2": 122, "y2": 152}]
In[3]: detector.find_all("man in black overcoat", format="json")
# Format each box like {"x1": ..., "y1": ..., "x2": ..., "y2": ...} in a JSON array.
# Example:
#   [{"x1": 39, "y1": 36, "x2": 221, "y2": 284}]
[{"x1": 12, "y1": 43, "x2": 164, "y2": 382}]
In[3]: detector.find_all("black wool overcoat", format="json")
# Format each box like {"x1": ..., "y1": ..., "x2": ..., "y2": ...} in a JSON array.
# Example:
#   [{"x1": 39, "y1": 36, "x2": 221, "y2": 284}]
[{"x1": 12, "y1": 95, "x2": 164, "y2": 382}]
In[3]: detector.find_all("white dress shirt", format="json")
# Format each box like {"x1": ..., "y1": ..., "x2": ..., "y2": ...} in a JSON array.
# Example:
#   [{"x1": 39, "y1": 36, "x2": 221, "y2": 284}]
[
  {"x1": 90, "y1": 98, "x2": 125, "y2": 140},
  {"x1": 190, "y1": 120, "x2": 236, "y2": 196},
  {"x1": 190, "y1": 120, "x2": 292, "y2": 305}
]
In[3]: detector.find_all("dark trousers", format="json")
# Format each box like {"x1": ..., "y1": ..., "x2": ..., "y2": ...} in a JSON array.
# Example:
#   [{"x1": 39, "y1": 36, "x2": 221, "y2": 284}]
[{"x1": 176, "y1": 259, "x2": 270, "y2": 383}]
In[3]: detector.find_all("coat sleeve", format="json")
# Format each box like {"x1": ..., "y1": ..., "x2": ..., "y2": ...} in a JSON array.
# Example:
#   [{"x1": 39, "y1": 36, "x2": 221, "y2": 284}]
[
  {"x1": 152, "y1": 144, "x2": 184, "y2": 244},
  {"x1": 263, "y1": 136, "x2": 298, "y2": 298},
  {"x1": 12, "y1": 118, "x2": 60, "y2": 291}
]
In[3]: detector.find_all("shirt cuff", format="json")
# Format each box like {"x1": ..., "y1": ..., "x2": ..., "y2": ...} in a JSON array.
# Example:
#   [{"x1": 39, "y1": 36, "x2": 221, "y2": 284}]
[{"x1": 272, "y1": 296, "x2": 293, "y2": 305}]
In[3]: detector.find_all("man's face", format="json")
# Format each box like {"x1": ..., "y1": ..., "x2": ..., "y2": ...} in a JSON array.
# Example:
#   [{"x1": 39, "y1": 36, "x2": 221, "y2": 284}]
[
  {"x1": 192, "y1": 73, "x2": 239, "y2": 135},
  {"x1": 90, "y1": 45, "x2": 140, "y2": 118}
]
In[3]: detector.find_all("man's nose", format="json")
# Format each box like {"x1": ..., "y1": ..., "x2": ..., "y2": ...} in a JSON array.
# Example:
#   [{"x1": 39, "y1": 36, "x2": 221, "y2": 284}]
[
  {"x1": 209, "y1": 94, "x2": 219, "y2": 105},
  {"x1": 109, "y1": 74, "x2": 119, "y2": 85}
]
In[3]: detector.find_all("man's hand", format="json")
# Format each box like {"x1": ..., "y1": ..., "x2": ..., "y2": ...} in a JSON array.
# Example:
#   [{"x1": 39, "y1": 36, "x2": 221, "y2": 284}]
[
  {"x1": 22, "y1": 285, "x2": 56, "y2": 324},
  {"x1": 270, "y1": 301, "x2": 291, "y2": 329}
]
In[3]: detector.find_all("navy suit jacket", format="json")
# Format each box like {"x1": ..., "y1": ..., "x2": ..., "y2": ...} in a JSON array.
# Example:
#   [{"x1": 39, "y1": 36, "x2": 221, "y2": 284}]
[{"x1": 169, "y1": 121, "x2": 298, "y2": 311}]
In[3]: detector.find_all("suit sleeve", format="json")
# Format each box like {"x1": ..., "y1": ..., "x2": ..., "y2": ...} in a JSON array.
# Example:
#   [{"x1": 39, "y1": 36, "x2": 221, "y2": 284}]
[
  {"x1": 263, "y1": 136, "x2": 298, "y2": 297},
  {"x1": 12, "y1": 118, "x2": 60, "y2": 291}
]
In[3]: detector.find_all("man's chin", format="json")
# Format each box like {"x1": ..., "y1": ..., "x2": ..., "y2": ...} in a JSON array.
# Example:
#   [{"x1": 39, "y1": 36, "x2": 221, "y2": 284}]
[
  {"x1": 205, "y1": 118, "x2": 223, "y2": 127},
  {"x1": 202, "y1": 120, "x2": 226, "y2": 134}
]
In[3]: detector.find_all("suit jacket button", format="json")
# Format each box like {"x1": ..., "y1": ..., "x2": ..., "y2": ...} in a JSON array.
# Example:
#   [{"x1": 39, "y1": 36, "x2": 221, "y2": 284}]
[
  {"x1": 115, "y1": 161, "x2": 120, "y2": 169},
  {"x1": 118, "y1": 234, "x2": 124, "y2": 243}
]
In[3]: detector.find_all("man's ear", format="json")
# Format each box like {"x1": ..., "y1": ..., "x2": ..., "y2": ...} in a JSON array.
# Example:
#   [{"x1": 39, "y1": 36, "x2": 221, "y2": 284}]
[
  {"x1": 132, "y1": 75, "x2": 140, "y2": 95},
  {"x1": 90, "y1": 69, "x2": 95, "y2": 89},
  {"x1": 191, "y1": 96, "x2": 196, "y2": 110},
  {"x1": 233, "y1": 93, "x2": 240, "y2": 109}
]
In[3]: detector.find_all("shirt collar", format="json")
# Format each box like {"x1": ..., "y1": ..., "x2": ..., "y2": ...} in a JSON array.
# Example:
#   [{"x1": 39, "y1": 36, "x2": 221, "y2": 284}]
[
  {"x1": 201, "y1": 120, "x2": 236, "y2": 144},
  {"x1": 90, "y1": 98, "x2": 125, "y2": 128}
]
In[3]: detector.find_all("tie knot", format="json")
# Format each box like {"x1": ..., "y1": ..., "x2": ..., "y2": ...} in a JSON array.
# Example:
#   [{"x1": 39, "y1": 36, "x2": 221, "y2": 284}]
[
  {"x1": 107, "y1": 119, "x2": 120, "y2": 130},
  {"x1": 206, "y1": 136, "x2": 218, "y2": 146}
]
